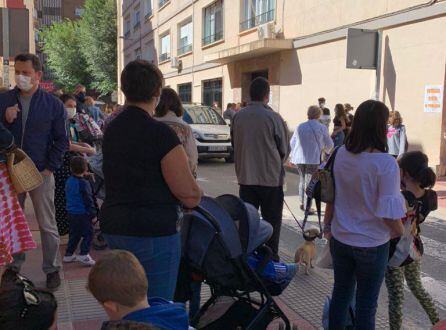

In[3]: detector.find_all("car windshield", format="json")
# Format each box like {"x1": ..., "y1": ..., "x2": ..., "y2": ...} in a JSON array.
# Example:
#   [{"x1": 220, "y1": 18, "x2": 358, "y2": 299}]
[{"x1": 183, "y1": 106, "x2": 226, "y2": 125}]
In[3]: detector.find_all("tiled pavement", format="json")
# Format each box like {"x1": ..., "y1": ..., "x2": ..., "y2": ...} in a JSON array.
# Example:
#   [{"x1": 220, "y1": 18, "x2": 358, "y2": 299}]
[{"x1": 17, "y1": 200, "x2": 316, "y2": 330}]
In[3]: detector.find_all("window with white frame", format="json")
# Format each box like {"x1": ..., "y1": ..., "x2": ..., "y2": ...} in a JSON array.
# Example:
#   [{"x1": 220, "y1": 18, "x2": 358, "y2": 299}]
[
  {"x1": 133, "y1": 9, "x2": 141, "y2": 29},
  {"x1": 240, "y1": 0, "x2": 275, "y2": 31},
  {"x1": 202, "y1": 78, "x2": 222, "y2": 108},
  {"x1": 178, "y1": 83, "x2": 192, "y2": 103},
  {"x1": 159, "y1": 33, "x2": 171, "y2": 62},
  {"x1": 178, "y1": 20, "x2": 193, "y2": 55},
  {"x1": 203, "y1": 0, "x2": 223, "y2": 46},
  {"x1": 144, "y1": 0, "x2": 153, "y2": 17}
]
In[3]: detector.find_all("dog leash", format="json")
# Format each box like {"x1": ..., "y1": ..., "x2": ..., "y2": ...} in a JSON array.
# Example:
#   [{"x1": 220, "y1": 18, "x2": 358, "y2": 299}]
[{"x1": 284, "y1": 197, "x2": 323, "y2": 240}]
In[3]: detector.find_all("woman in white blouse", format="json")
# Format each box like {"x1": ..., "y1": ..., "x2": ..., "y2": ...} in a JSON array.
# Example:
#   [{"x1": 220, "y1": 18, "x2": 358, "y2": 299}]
[
  {"x1": 290, "y1": 106, "x2": 334, "y2": 212},
  {"x1": 324, "y1": 100, "x2": 405, "y2": 329}
]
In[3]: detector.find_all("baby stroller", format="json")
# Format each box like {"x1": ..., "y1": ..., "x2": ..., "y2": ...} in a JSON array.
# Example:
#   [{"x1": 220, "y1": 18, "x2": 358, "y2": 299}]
[
  {"x1": 86, "y1": 151, "x2": 107, "y2": 250},
  {"x1": 176, "y1": 195, "x2": 294, "y2": 330}
]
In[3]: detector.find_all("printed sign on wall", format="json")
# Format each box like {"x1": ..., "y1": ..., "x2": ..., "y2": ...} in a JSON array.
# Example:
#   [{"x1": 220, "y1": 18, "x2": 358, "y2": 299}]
[{"x1": 424, "y1": 85, "x2": 443, "y2": 113}]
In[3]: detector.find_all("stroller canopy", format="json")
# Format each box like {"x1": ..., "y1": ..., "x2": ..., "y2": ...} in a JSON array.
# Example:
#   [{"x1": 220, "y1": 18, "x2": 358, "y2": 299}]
[
  {"x1": 184, "y1": 195, "x2": 273, "y2": 270},
  {"x1": 192, "y1": 196, "x2": 243, "y2": 260},
  {"x1": 216, "y1": 194, "x2": 272, "y2": 254}
]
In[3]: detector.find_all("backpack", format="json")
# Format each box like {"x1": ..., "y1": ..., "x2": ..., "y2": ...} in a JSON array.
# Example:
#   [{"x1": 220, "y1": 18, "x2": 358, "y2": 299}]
[
  {"x1": 388, "y1": 191, "x2": 424, "y2": 267},
  {"x1": 77, "y1": 113, "x2": 103, "y2": 144}
]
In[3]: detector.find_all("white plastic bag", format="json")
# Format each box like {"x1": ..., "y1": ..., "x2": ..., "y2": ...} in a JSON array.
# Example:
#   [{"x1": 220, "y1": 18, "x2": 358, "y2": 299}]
[{"x1": 316, "y1": 241, "x2": 333, "y2": 269}]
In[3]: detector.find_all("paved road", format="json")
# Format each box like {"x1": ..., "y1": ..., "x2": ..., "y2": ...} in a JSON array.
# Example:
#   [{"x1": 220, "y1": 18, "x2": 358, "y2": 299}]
[{"x1": 197, "y1": 159, "x2": 446, "y2": 329}]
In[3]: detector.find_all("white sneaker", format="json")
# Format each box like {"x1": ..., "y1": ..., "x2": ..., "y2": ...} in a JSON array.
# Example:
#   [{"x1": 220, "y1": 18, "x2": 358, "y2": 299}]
[
  {"x1": 63, "y1": 254, "x2": 77, "y2": 263},
  {"x1": 77, "y1": 254, "x2": 96, "y2": 266}
]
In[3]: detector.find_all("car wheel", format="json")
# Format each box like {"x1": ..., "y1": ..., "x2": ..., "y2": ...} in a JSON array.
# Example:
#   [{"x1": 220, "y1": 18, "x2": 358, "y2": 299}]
[{"x1": 225, "y1": 154, "x2": 234, "y2": 163}]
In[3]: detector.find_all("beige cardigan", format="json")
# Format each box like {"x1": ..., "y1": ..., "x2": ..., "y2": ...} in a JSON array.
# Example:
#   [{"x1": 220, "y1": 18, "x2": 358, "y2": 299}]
[{"x1": 156, "y1": 111, "x2": 198, "y2": 177}]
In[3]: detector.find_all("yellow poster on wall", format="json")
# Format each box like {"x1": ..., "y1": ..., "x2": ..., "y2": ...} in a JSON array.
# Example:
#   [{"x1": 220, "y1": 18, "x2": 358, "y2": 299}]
[{"x1": 424, "y1": 85, "x2": 443, "y2": 113}]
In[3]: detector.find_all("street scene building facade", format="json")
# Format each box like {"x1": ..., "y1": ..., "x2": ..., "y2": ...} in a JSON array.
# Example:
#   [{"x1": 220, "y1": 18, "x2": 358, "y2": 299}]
[
  {"x1": 117, "y1": 0, "x2": 446, "y2": 173},
  {"x1": 0, "y1": 0, "x2": 35, "y2": 88},
  {"x1": 0, "y1": 0, "x2": 85, "y2": 89}
]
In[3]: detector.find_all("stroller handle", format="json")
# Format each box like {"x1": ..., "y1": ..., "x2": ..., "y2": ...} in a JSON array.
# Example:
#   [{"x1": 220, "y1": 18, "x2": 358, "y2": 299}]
[{"x1": 192, "y1": 205, "x2": 222, "y2": 234}]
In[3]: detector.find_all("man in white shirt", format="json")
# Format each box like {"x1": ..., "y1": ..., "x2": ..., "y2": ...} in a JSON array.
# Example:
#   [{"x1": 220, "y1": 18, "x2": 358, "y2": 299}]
[
  {"x1": 290, "y1": 105, "x2": 334, "y2": 211},
  {"x1": 318, "y1": 97, "x2": 331, "y2": 129}
]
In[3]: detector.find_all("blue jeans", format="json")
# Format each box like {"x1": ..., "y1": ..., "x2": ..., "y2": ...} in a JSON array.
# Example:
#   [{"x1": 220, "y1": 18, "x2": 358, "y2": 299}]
[
  {"x1": 329, "y1": 238, "x2": 389, "y2": 330},
  {"x1": 104, "y1": 233, "x2": 181, "y2": 301},
  {"x1": 332, "y1": 131, "x2": 345, "y2": 147}
]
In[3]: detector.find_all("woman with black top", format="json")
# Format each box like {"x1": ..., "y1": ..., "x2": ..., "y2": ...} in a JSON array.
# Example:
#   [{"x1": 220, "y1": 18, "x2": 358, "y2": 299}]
[
  {"x1": 343, "y1": 103, "x2": 354, "y2": 139},
  {"x1": 100, "y1": 60, "x2": 202, "y2": 301},
  {"x1": 331, "y1": 103, "x2": 348, "y2": 147}
]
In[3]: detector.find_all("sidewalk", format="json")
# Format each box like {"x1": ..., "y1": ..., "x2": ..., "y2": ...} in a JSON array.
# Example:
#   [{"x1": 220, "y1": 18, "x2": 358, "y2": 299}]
[{"x1": 19, "y1": 200, "x2": 316, "y2": 330}]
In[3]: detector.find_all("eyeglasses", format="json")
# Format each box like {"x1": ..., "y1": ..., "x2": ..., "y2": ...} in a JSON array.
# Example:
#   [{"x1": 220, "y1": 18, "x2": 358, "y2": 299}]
[{"x1": 15, "y1": 274, "x2": 40, "y2": 318}]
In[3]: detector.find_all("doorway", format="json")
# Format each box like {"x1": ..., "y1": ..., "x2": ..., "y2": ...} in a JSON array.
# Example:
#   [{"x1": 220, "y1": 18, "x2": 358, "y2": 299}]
[{"x1": 241, "y1": 70, "x2": 269, "y2": 102}]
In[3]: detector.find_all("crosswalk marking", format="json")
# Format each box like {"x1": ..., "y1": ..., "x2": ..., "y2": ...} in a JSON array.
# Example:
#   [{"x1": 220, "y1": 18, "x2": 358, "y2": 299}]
[
  {"x1": 419, "y1": 275, "x2": 446, "y2": 310},
  {"x1": 421, "y1": 236, "x2": 446, "y2": 263}
]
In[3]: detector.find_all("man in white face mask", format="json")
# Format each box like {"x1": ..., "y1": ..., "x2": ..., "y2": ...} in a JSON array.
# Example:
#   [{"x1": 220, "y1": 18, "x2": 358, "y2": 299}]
[{"x1": 0, "y1": 53, "x2": 69, "y2": 290}]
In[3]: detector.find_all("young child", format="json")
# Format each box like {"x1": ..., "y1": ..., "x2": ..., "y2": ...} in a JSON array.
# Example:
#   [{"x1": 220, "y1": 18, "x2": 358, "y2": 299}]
[
  {"x1": 385, "y1": 151, "x2": 440, "y2": 329},
  {"x1": 88, "y1": 250, "x2": 189, "y2": 330},
  {"x1": 63, "y1": 156, "x2": 96, "y2": 266}
]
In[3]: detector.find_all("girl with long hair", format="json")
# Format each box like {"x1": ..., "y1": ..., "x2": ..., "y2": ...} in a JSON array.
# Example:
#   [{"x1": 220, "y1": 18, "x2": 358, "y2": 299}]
[
  {"x1": 331, "y1": 104, "x2": 348, "y2": 147},
  {"x1": 385, "y1": 151, "x2": 440, "y2": 329}
]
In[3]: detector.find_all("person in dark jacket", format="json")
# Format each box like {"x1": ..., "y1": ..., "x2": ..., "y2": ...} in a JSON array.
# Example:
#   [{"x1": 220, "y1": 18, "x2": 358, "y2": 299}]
[
  {"x1": 88, "y1": 250, "x2": 189, "y2": 330},
  {"x1": 0, "y1": 53, "x2": 69, "y2": 290},
  {"x1": 63, "y1": 156, "x2": 96, "y2": 266}
]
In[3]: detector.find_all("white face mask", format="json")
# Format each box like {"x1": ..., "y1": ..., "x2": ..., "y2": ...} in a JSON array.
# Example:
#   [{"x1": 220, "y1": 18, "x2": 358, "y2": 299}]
[
  {"x1": 15, "y1": 74, "x2": 33, "y2": 92},
  {"x1": 66, "y1": 107, "x2": 77, "y2": 119},
  {"x1": 154, "y1": 96, "x2": 160, "y2": 108}
]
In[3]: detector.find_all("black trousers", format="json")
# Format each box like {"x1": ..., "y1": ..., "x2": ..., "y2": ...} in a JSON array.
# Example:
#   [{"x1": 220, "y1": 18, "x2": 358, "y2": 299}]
[
  {"x1": 66, "y1": 214, "x2": 94, "y2": 256},
  {"x1": 239, "y1": 185, "x2": 284, "y2": 261}
]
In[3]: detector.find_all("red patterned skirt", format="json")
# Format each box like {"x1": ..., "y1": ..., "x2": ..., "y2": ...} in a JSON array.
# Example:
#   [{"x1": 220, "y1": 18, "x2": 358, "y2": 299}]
[{"x1": 0, "y1": 163, "x2": 36, "y2": 266}]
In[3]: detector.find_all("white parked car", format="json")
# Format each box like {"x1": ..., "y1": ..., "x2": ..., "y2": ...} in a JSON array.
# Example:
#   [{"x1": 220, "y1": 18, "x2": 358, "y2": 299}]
[{"x1": 183, "y1": 104, "x2": 233, "y2": 162}]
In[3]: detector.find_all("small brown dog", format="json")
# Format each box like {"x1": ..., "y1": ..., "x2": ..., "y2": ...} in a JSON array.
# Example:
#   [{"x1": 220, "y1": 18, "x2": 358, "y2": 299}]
[{"x1": 294, "y1": 228, "x2": 320, "y2": 275}]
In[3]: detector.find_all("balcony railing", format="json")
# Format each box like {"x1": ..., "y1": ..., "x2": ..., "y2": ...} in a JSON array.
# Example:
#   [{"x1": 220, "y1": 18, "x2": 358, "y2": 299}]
[
  {"x1": 202, "y1": 31, "x2": 223, "y2": 46},
  {"x1": 240, "y1": 9, "x2": 275, "y2": 31},
  {"x1": 178, "y1": 44, "x2": 193, "y2": 55},
  {"x1": 159, "y1": 53, "x2": 170, "y2": 62}
]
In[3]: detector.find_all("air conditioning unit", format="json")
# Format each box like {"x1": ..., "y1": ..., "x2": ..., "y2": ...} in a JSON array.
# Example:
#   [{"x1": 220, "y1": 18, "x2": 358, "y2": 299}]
[
  {"x1": 257, "y1": 22, "x2": 276, "y2": 39},
  {"x1": 171, "y1": 57, "x2": 180, "y2": 69}
]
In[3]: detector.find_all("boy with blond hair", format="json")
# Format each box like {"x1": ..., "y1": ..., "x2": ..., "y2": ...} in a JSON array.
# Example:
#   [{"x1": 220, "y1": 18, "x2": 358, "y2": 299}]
[{"x1": 88, "y1": 250, "x2": 189, "y2": 329}]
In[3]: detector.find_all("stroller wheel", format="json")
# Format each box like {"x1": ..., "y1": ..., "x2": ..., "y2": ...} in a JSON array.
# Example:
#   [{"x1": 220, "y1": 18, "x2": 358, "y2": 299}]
[{"x1": 278, "y1": 322, "x2": 296, "y2": 330}]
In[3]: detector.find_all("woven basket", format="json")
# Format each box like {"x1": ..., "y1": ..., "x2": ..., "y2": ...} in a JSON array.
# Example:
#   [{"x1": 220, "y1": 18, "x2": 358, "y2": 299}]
[{"x1": 7, "y1": 148, "x2": 43, "y2": 194}]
